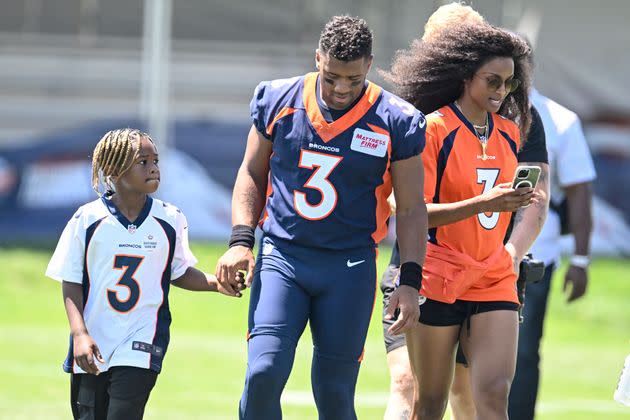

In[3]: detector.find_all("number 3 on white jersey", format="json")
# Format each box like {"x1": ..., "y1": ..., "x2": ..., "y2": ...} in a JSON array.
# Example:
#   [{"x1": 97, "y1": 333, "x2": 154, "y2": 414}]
[
  {"x1": 476, "y1": 168, "x2": 500, "y2": 229},
  {"x1": 294, "y1": 150, "x2": 343, "y2": 220}
]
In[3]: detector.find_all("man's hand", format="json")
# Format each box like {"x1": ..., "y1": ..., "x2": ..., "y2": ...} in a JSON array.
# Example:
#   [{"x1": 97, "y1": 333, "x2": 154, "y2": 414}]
[
  {"x1": 385, "y1": 285, "x2": 420, "y2": 336},
  {"x1": 564, "y1": 265, "x2": 588, "y2": 303},
  {"x1": 216, "y1": 246, "x2": 256, "y2": 294},
  {"x1": 73, "y1": 333, "x2": 104, "y2": 375}
]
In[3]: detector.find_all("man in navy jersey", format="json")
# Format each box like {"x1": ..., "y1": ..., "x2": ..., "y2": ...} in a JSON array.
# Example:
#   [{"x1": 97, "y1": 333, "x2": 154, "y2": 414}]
[{"x1": 215, "y1": 15, "x2": 428, "y2": 420}]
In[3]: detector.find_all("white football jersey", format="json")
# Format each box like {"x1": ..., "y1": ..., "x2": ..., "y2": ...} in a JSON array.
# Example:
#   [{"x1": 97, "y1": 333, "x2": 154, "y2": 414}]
[{"x1": 46, "y1": 196, "x2": 197, "y2": 374}]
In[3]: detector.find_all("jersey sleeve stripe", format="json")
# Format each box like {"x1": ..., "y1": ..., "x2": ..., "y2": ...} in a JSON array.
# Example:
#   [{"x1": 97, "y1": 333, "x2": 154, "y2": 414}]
[
  {"x1": 260, "y1": 159, "x2": 275, "y2": 227},
  {"x1": 266, "y1": 107, "x2": 298, "y2": 137}
]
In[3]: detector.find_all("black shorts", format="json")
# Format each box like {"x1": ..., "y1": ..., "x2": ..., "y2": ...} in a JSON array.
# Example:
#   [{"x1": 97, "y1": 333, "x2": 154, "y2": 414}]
[
  {"x1": 382, "y1": 264, "x2": 518, "y2": 366},
  {"x1": 420, "y1": 298, "x2": 518, "y2": 367},
  {"x1": 418, "y1": 298, "x2": 519, "y2": 327},
  {"x1": 70, "y1": 366, "x2": 158, "y2": 420}
]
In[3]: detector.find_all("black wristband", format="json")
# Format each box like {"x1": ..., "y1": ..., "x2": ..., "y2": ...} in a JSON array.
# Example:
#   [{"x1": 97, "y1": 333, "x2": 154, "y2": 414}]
[
  {"x1": 399, "y1": 261, "x2": 423, "y2": 290},
  {"x1": 228, "y1": 225, "x2": 255, "y2": 249}
]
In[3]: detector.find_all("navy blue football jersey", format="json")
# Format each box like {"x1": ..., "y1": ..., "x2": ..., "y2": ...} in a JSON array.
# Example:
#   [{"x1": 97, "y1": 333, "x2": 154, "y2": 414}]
[{"x1": 251, "y1": 72, "x2": 426, "y2": 250}]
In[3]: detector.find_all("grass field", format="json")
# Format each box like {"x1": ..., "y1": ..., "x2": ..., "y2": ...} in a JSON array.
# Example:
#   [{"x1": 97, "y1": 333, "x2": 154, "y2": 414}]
[{"x1": 1, "y1": 243, "x2": 629, "y2": 419}]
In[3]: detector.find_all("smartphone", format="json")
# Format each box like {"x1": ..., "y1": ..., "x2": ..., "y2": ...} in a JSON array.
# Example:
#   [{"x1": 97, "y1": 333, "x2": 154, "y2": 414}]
[{"x1": 511, "y1": 165, "x2": 541, "y2": 190}]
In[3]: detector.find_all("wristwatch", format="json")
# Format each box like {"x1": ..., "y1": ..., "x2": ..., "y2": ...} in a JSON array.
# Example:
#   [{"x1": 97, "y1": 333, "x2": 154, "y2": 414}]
[{"x1": 570, "y1": 255, "x2": 591, "y2": 268}]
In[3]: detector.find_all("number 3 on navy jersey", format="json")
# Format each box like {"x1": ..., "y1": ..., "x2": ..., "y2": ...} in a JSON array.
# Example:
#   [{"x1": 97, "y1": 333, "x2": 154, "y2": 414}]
[
  {"x1": 108, "y1": 255, "x2": 144, "y2": 313},
  {"x1": 294, "y1": 150, "x2": 343, "y2": 220},
  {"x1": 476, "y1": 168, "x2": 500, "y2": 229}
]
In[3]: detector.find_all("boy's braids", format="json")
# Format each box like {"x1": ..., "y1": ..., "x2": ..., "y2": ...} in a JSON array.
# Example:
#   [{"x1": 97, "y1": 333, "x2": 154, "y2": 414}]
[
  {"x1": 318, "y1": 15, "x2": 372, "y2": 61},
  {"x1": 91, "y1": 128, "x2": 153, "y2": 196}
]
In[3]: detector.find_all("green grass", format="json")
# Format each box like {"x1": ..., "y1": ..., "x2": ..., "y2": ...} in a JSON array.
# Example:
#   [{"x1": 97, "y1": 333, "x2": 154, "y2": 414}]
[{"x1": 1, "y1": 244, "x2": 629, "y2": 419}]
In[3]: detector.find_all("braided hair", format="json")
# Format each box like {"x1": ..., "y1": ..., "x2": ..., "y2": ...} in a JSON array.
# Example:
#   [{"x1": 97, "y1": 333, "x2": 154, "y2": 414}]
[
  {"x1": 382, "y1": 23, "x2": 532, "y2": 138},
  {"x1": 91, "y1": 128, "x2": 154, "y2": 196}
]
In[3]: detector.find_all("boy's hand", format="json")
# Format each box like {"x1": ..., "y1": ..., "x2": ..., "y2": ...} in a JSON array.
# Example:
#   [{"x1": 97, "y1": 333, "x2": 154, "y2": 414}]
[
  {"x1": 216, "y1": 246, "x2": 256, "y2": 291},
  {"x1": 73, "y1": 333, "x2": 104, "y2": 375},
  {"x1": 216, "y1": 271, "x2": 246, "y2": 298}
]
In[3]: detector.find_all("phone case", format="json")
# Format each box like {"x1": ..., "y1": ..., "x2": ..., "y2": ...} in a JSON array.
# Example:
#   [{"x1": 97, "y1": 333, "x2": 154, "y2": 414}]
[{"x1": 512, "y1": 165, "x2": 541, "y2": 189}]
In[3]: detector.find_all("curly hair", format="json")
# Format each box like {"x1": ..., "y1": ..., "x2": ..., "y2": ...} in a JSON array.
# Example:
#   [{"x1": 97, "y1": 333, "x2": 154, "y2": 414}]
[
  {"x1": 91, "y1": 128, "x2": 155, "y2": 196},
  {"x1": 382, "y1": 23, "x2": 532, "y2": 138},
  {"x1": 318, "y1": 15, "x2": 372, "y2": 61}
]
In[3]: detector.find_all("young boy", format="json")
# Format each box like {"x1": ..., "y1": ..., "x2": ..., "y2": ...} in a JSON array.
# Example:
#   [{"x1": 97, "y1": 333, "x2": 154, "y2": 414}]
[{"x1": 46, "y1": 128, "x2": 244, "y2": 419}]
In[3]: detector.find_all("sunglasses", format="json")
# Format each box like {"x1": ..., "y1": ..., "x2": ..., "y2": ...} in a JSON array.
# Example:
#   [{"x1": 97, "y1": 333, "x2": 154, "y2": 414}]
[{"x1": 474, "y1": 73, "x2": 521, "y2": 93}]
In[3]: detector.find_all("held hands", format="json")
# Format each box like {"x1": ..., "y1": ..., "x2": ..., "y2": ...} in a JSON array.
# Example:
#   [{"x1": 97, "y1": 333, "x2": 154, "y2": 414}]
[
  {"x1": 214, "y1": 271, "x2": 246, "y2": 298},
  {"x1": 216, "y1": 245, "x2": 256, "y2": 297},
  {"x1": 479, "y1": 182, "x2": 540, "y2": 213},
  {"x1": 564, "y1": 265, "x2": 588, "y2": 303},
  {"x1": 73, "y1": 332, "x2": 104, "y2": 375},
  {"x1": 385, "y1": 285, "x2": 420, "y2": 336}
]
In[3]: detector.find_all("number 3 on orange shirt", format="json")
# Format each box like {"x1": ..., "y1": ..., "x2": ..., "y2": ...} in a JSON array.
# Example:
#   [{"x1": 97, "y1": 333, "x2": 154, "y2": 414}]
[{"x1": 476, "y1": 168, "x2": 500, "y2": 230}]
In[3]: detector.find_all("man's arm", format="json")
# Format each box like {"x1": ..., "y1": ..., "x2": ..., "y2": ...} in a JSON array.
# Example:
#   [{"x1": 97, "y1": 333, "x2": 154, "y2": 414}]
[
  {"x1": 563, "y1": 181, "x2": 593, "y2": 301},
  {"x1": 385, "y1": 154, "x2": 427, "y2": 335},
  {"x1": 505, "y1": 162, "x2": 550, "y2": 269},
  {"x1": 393, "y1": 154, "x2": 427, "y2": 268},
  {"x1": 215, "y1": 125, "x2": 272, "y2": 290},
  {"x1": 232, "y1": 125, "x2": 272, "y2": 227}
]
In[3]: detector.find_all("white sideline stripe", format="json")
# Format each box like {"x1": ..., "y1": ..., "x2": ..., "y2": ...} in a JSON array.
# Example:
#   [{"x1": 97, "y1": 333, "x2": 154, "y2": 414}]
[
  {"x1": 537, "y1": 400, "x2": 630, "y2": 414},
  {"x1": 281, "y1": 391, "x2": 630, "y2": 414}
]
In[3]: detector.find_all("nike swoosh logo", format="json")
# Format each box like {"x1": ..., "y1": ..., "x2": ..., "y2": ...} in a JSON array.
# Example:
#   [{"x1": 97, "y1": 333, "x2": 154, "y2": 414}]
[{"x1": 346, "y1": 259, "x2": 365, "y2": 268}]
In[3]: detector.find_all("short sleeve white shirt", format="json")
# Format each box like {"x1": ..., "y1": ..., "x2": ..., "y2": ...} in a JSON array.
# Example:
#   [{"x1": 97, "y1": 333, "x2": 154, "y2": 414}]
[
  {"x1": 46, "y1": 196, "x2": 197, "y2": 373},
  {"x1": 529, "y1": 90, "x2": 597, "y2": 265}
]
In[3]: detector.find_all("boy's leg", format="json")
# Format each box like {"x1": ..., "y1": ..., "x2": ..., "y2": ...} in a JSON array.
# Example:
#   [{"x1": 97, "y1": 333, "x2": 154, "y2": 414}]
[
  {"x1": 240, "y1": 239, "x2": 310, "y2": 420},
  {"x1": 106, "y1": 366, "x2": 158, "y2": 420},
  {"x1": 308, "y1": 248, "x2": 377, "y2": 420},
  {"x1": 72, "y1": 372, "x2": 110, "y2": 420}
]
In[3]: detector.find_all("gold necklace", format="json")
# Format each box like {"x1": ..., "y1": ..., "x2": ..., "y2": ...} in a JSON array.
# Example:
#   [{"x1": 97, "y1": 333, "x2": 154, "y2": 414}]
[
  {"x1": 455, "y1": 101, "x2": 490, "y2": 160},
  {"x1": 475, "y1": 115, "x2": 489, "y2": 160}
]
